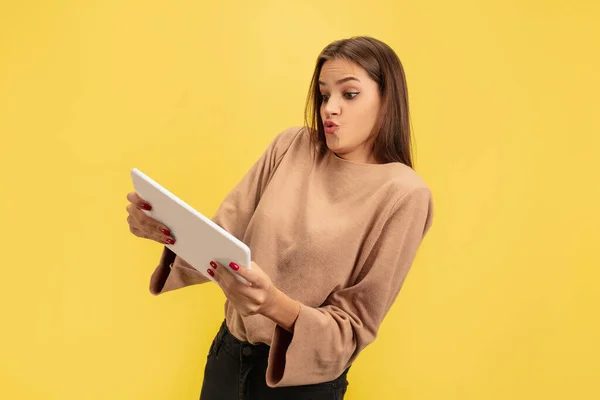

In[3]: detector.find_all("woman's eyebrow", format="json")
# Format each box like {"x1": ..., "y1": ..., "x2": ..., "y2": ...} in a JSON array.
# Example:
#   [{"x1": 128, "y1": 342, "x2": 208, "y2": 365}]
[{"x1": 318, "y1": 76, "x2": 361, "y2": 86}]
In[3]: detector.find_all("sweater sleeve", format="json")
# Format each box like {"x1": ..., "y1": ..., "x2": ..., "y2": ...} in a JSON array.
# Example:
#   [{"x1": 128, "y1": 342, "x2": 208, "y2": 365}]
[
  {"x1": 148, "y1": 126, "x2": 303, "y2": 295},
  {"x1": 149, "y1": 247, "x2": 210, "y2": 295},
  {"x1": 266, "y1": 186, "x2": 434, "y2": 387}
]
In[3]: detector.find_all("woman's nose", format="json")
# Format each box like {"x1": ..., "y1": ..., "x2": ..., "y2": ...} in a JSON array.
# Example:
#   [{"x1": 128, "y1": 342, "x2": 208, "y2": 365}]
[{"x1": 324, "y1": 98, "x2": 340, "y2": 116}]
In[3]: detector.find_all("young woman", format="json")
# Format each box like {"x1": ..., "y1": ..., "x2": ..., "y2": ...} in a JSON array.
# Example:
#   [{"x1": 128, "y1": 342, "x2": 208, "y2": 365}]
[{"x1": 126, "y1": 36, "x2": 434, "y2": 400}]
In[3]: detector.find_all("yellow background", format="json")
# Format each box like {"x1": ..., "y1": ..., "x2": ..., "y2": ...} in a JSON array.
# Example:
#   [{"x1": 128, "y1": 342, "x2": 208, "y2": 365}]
[{"x1": 1, "y1": 0, "x2": 598, "y2": 399}]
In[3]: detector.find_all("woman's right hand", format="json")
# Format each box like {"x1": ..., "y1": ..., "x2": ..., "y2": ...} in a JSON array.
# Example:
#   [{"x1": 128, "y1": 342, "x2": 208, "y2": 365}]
[{"x1": 126, "y1": 192, "x2": 176, "y2": 245}]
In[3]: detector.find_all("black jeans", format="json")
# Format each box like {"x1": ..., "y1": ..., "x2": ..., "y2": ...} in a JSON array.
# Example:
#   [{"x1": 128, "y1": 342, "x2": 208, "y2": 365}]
[{"x1": 199, "y1": 320, "x2": 350, "y2": 400}]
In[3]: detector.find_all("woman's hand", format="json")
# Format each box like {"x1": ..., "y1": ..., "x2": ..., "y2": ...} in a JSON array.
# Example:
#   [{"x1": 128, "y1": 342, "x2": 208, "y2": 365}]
[
  {"x1": 126, "y1": 191, "x2": 176, "y2": 245},
  {"x1": 209, "y1": 260, "x2": 276, "y2": 317},
  {"x1": 209, "y1": 261, "x2": 301, "y2": 332}
]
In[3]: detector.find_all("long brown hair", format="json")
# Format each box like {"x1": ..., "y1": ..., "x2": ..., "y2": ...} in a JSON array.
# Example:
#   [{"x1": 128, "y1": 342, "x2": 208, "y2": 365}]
[{"x1": 304, "y1": 36, "x2": 414, "y2": 168}]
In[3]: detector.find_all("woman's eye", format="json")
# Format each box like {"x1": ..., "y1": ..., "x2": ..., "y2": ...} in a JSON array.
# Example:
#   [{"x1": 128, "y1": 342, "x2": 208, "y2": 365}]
[{"x1": 321, "y1": 92, "x2": 358, "y2": 101}]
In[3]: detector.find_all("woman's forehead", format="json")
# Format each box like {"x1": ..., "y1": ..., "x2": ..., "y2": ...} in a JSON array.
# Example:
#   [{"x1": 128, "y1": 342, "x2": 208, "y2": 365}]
[{"x1": 319, "y1": 59, "x2": 366, "y2": 81}]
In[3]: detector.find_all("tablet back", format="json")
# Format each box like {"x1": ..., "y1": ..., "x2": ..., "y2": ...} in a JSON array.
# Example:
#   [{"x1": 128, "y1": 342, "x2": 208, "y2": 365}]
[{"x1": 130, "y1": 168, "x2": 251, "y2": 283}]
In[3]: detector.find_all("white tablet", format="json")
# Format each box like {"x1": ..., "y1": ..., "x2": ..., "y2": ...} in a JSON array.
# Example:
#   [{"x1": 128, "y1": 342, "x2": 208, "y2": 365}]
[{"x1": 130, "y1": 168, "x2": 251, "y2": 283}]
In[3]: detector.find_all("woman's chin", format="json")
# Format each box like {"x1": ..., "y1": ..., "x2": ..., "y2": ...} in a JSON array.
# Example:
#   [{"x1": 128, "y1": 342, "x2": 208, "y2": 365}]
[
  {"x1": 326, "y1": 145, "x2": 346, "y2": 159},
  {"x1": 326, "y1": 144, "x2": 342, "y2": 154},
  {"x1": 325, "y1": 136, "x2": 341, "y2": 151}
]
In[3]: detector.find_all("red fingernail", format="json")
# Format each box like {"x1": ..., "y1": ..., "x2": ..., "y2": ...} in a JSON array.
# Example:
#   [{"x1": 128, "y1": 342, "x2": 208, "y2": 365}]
[
  {"x1": 141, "y1": 202, "x2": 152, "y2": 210},
  {"x1": 161, "y1": 228, "x2": 171, "y2": 236},
  {"x1": 207, "y1": 269, "x2": 215, "y2": 277},
  {"x1": 229, "y1": 262, "x2": 239, "y2": 271},
  {"x1": 210, "y1": 261, "x2": 217, "y2": 269},
  {"x1": 165, "y1": 238, "x2": 175, "y2": 245}
]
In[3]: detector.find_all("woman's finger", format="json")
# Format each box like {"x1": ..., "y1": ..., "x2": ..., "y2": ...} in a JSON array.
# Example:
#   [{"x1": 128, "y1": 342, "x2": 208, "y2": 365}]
[
  {"x1": 126, "y1": 209, "x2": 145, "y2": 238},
  {"x1": 140, "y1": 214, "x2": 175, "y2": 244},
  {"x1": 130, "y1": 225, "x2": 143, "y2": 237},
  {"x1": 209, "y1": 261, "x2": 237, "y2": 290},
  {"x1": 126, "y1": 201, "x2": 174, "y2": 244},
  {"x1": 229, "y1": 262, "x2": 260, "y2": 286},
  {"x1": 134, "y1": 206, "x2": 173, "y2": 240},
  {"x1": 207, "y1": 261, "x2": 221, "y2": 284},
  {"x1": 126, "y1": 191, "x2": 152, "y2": 210},
  {"x1": 128, "y1": 217, "x2": 142, "y2": 236}
]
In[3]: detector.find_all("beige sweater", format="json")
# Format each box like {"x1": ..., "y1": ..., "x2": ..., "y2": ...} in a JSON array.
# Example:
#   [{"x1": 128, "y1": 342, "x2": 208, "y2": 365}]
[{"x1": 149, "y1": 126, "x2": 434, "y2": 387}]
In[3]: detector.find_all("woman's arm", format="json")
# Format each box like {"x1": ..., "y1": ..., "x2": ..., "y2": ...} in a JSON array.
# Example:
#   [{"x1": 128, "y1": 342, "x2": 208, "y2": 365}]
[
  {"x1": 260, "y1": 285, "x2": 301, "y2": 333},
  {"x1": 207, "y1": 186, "x2": 433, "y2": 386},
  {"x1": 148, "y1": 127, "x2": 304, "y2": 295},
  {"x1": 264, "y1": 187, "x2": 434, "y2": 387}
]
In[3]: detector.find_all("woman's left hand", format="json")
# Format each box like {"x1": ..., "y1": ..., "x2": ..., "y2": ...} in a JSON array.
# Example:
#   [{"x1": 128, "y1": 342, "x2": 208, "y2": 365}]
[{"x1": 208, "y1": 260, "x2": 277, "y2": 318}]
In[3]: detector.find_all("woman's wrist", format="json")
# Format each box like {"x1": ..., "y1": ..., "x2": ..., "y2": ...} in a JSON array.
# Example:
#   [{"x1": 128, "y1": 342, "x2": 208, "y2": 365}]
[{"x1": 261, "y1": 285, "x2": 300, "y2": 333}]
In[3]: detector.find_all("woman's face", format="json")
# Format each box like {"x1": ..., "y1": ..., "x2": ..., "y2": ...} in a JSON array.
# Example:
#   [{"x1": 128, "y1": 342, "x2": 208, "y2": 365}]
[{"x1": 319, "y1": 58, "x2": 381, "y2": 164}]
